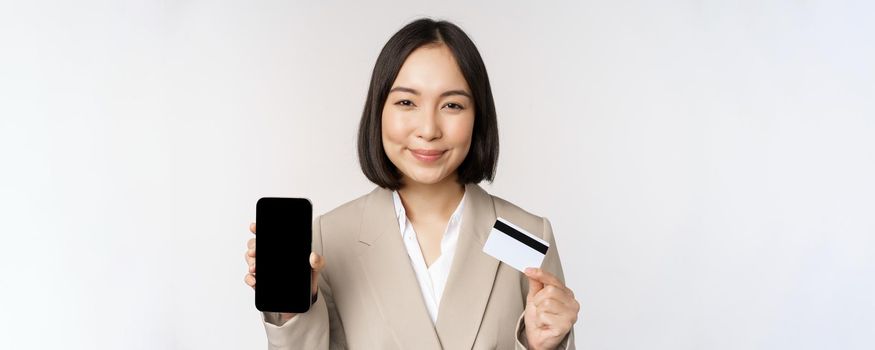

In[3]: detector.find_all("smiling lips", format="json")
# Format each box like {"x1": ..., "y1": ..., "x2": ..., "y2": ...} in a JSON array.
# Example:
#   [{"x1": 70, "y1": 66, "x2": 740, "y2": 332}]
[{"x1": 409, "y1": 148, "x2": 446, "y2": 163}]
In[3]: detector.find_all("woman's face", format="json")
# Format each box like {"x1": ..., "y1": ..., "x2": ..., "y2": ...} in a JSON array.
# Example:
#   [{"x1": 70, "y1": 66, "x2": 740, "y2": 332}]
[{"x1": 381, "y1": 44, "x2": 475, "y2": 187}]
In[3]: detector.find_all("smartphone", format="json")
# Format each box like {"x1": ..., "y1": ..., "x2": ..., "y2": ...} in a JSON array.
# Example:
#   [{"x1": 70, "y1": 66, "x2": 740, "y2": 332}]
[{"x1": 255, "y1": 197, "x2": 313, "y2": 313}]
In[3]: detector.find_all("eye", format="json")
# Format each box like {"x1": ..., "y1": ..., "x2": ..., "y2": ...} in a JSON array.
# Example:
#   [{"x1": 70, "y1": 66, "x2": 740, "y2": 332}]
[
  {"x1": 443, "y1": 103, "x2": 465, "y2": 110},
  {"x1": 395, "y1": 99, "x2": 415, "y2": 107}
]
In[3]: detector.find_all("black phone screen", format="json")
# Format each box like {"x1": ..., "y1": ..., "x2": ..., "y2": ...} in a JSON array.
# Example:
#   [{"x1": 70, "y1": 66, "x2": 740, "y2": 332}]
[{"x1": 255, "y1": 197, "x2": 313, "y2": 313}]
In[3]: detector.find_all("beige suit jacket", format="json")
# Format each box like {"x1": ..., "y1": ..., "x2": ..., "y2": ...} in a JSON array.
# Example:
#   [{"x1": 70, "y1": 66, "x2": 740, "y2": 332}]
[{"x1": 261, "y1": 183, "x2": 575, "y2": 349}]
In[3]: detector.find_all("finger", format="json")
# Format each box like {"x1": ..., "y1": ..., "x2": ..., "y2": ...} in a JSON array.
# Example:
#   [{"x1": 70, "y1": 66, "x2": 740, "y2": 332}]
[
  {"x1": 310, "y1": 252, "x2": 325, "y2": 272},
  {"x1": 247, "y1": 237, "x2": 255, "y2": 249},
  {"x1": 533, "y1": 310, "x2": 569, "y2": 329},
  {"x1": 536, "y1": 307, "x2": 563, "y2": 322},
  {"x1": 244, "y1": 273, "x2": 256, "y2": 288},
  {"x1": 536, "y1": 311, "x2": 575, "y2": 335},
  {"x1": 247, "y1": 247, "x2": 255, "y2": 258},
  {"x1": 250, "y1": 222, "x2": 256, "y2": 234},
  {"x1": 246, "y1": 253, "x2": 255, "y2": 267},
  {"x1": 534, "y1": 314, "x2": 572, "y2": 340},
  {"x1": 525, "y1": 268, "x2": 567, "y2": 290},
  {"x1": 533, "y1": 292, "x2": 580, "y2": 325},
  {"x1": 534, "y1": 295, "x2": 571, "y2": 315},
  {"x1": 310, "y1": 252, "x2": 324, "y2": 296},
  {"x1": 534, "y1": 285, "x2": 574, "y2": 306},
  {"x1": 527, "y1": 276, "x2": 544, "y2": 303},
  {"x1": 532, "y1": 309, "x2": 562, "y2": 330}
]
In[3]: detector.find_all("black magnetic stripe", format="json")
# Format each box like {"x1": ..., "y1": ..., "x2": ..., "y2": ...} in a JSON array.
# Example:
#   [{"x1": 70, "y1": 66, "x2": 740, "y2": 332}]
[{"x1": 493, "y1": 220, "x2": 548, "y2": 255}]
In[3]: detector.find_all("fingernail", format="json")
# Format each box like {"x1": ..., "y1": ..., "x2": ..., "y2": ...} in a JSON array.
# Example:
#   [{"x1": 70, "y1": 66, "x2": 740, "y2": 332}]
[{"x1": 524, "y1": 268, "x2": 535, "y2": 274}]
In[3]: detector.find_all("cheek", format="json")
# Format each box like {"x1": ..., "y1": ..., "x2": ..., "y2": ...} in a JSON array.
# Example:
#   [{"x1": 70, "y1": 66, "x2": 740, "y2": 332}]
[
  {"x1": 445, "y1": 114, "x2": 475, "y2": 149},
  {"x1": 381, "y1": 110, "x2": 407, "y2": 147}
]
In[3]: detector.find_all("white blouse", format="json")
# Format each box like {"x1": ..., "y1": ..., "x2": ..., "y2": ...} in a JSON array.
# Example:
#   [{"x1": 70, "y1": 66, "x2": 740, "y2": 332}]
[{"x1": 391, "y1": 189, "x2": 467, "y2": 324}]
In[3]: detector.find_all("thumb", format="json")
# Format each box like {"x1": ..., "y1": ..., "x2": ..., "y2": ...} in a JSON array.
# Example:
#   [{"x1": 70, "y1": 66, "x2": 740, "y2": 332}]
[
  {"x1": 310, "y1": 252, "x2": 325, "y2": 272},
  {"x1": 525, "y1": 268, "x2": 544, "y2": 303},
  {"x1": 310, "y1": 252, "x2": 325, "y2": 296}
]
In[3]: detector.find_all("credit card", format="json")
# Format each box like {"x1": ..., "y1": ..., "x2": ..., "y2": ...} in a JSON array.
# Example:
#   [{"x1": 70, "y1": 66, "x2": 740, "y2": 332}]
[{"x1": 482, "y1": 217, "x2": 550, "y2": 272}]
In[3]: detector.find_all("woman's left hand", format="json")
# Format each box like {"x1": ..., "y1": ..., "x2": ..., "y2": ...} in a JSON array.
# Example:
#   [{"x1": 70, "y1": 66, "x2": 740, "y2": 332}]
[{"x1": 523, "y1": 267, "x2": 580, "y2": 350}]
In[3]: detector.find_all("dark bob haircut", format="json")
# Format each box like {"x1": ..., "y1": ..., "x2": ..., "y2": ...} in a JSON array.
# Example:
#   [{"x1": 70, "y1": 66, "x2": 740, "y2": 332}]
[{"x1": 357, "y1": 18, "x2": 499, "y2": 190}]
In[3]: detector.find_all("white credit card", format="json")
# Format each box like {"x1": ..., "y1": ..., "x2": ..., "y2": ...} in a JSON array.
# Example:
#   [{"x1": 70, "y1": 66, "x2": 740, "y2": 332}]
[{"x1": 482, "y1": 217, "x2": 550, "y2": 272}]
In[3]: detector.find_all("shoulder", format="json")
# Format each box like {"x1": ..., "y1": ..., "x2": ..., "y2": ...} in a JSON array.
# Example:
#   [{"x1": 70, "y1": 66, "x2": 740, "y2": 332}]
[
  {"x1": 489, "y1": 189, "x2": 566, "y2": 285},
  {"x1": 315, "y1": 184, "x2": 553, "y2": 240},
  {"x1": 316, "y1": 187, "x2": 379, "y2": 230},
  {"x1": 487, "y1": 190, "x2": 551, "y2": 240}
]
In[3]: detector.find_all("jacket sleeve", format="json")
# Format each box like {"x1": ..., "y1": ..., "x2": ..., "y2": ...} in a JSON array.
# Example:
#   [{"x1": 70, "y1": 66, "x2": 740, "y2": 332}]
[
  {"x1": 260, "y1": 215, "x2": 348, "y2": 350},
  {"x1": 514, "y1": 217, "x2": 576, "y2": 350}
]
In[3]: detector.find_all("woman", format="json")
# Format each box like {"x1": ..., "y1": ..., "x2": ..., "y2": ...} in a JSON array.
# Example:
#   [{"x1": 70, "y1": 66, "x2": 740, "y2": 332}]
[{"x1": 244, "y1": 18, "x2": 580, "y2": 349}]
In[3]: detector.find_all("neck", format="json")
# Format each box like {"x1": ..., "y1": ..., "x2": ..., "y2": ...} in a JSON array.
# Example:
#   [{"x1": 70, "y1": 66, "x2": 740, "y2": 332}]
[{"x1": 397, "y1": 174, "x2": 465, "y2": 222}]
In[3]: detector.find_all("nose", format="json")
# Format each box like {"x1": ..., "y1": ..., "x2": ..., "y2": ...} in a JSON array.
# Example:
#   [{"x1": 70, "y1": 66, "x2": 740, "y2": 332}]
[{"x1": 415, "y1": 107, "x2": 441, "y2": 141}]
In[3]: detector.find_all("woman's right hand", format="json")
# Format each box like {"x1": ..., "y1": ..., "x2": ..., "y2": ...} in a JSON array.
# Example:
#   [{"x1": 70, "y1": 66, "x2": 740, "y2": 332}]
[{"x1": 245, "y1": 222, "x2": 326, "y2": 322}]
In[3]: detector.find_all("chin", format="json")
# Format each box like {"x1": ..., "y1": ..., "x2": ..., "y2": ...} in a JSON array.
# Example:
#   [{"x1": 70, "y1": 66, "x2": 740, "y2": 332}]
[{"x1": 405, "y1": 171, "x2": 449, "y2": 186}]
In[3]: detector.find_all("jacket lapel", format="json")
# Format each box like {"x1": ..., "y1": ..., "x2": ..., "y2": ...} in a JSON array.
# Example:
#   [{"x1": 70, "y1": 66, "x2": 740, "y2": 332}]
[
  {"x1": 356, "y1": 184, "x2": 500, "y2": 350},
  {"x1": 356, "y1": 186, "x2": 443, "y2": 350},
  {"x1": 434, "y1": 183, "x2": 500, "y2": 349}
]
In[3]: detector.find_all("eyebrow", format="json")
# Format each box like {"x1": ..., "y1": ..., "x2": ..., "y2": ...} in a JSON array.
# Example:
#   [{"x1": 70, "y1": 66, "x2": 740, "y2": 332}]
[{"x1": 389, "y1": 86, "x2": 472, "y2": 99}]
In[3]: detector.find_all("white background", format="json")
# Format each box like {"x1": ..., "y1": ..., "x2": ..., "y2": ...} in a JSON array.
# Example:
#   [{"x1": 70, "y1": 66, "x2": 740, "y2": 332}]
[{"x1": 1, "y1": 1, "x2": 873, "y2": 349}]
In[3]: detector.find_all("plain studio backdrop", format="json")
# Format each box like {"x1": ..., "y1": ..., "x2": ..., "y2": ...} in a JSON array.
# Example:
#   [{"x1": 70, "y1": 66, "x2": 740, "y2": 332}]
[{"x1": 1, "y1": 1, "x2": 873, "y2": 349}]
